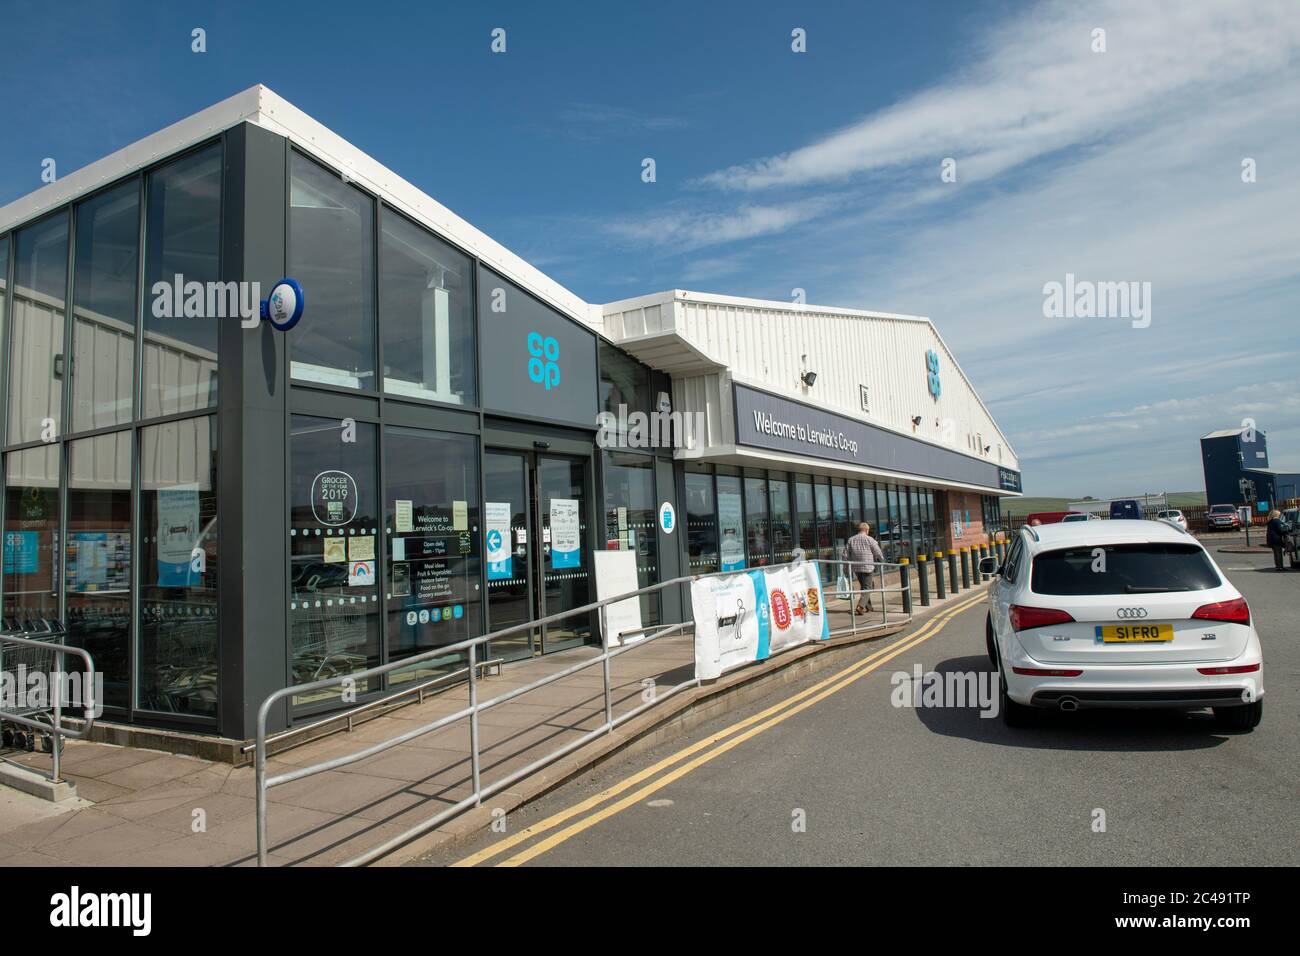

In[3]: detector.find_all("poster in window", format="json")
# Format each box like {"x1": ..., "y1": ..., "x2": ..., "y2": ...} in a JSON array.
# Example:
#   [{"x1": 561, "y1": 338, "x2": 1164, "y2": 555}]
[
  {"x1": 485, "y1": 501, "x2": 512, "y2": 580},
  {"x1": 551, "y1": 498, "x2": 580, "y2": 568},
  {"x1": 157, "y1": 483, "x2": 200, "y2": 586}
]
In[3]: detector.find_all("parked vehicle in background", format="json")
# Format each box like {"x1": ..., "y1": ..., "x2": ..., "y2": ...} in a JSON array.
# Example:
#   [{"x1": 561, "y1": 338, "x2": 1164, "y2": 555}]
[
  {"x1": 980, "y1": 520, "x2": 1264, "y2": 731},
  {"x1": 1026, "y1": 511, "x2": 1074, "y2": 525},
  {"x1": 1109, "y1": 499, "x2": 1145, "y2": 520},
  {"x1": 1207, "y1": 504, "x2": 1241, "y2": 530},
  {"x1": 1155, "y1": 509, "x2": 1188, "y2": 531},
  {"x1": 1060, "y1": 512, "x2": 1098, "y2": 522}
]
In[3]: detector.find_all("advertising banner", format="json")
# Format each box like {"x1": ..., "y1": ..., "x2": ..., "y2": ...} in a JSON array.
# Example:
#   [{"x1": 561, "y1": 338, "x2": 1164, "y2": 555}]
[{"x1": 691, "y1": 561, "x2": 829, "y2": 680}]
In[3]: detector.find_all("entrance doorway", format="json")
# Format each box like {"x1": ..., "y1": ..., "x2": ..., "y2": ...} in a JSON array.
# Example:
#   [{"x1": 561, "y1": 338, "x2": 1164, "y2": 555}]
[{"x1": 483, "y1": 450, "x2": 593, "y2": 660}]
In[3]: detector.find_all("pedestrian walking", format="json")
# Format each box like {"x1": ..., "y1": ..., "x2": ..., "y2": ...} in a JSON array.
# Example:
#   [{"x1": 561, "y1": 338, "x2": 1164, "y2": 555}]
[
  {"x1": 842, "y1": 522, "x2": 885, "y2": 614},
  {"x1": 1266, "y1": 509, "x2": 1287, "y2": 571}
]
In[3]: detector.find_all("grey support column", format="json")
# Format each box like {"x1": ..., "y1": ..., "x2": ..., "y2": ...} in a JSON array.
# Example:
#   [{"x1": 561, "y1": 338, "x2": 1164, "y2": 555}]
[{"x1": 217, "y1": 122, "x2": 290, "y2": 742}]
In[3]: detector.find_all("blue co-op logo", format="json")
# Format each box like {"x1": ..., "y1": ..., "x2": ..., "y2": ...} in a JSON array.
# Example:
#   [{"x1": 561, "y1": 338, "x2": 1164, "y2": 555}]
[
  {"x1": 925, "y1": 349, "x2": 941, "y2": 399},
  {"x1": 527, "y1": 332, "x2": 560, "y2": 390}
]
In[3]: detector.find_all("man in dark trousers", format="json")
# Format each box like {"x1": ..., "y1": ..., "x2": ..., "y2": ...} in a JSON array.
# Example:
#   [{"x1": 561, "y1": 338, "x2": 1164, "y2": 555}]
[
  {"x1": 1265, "y1": 509, "x2": 1287, "y2": 571},
  {"x1": 843, "y1": 522, "x2": 886, "y2": 614}
]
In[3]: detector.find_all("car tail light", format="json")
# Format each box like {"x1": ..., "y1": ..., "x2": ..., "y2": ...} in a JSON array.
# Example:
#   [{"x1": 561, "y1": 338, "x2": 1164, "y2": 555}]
[
  {"x1": 1191, "y1": 597, "x2": 1250, "y2": 625},
  {"x1": 1012, "y1": 666, "x2": 1083, "y2": 677},
  {"x1": 1009, "y1": 604, "x2": 1075, "y2": 631},
  {"x1": 1197, "y1": 662, "x2": 1261, "y2": 675}
]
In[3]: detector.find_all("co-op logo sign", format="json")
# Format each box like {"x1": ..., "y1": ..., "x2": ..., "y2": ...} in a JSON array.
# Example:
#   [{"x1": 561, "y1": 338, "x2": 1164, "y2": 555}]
[{"x1": 527, "y1": 331, "x2": 561, "y2": 391}]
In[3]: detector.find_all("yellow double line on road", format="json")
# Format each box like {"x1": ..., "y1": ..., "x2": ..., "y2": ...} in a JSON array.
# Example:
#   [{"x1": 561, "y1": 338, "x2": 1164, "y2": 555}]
[{"x1": 452, "y1": 590, "x2": 987, "y2": 867}]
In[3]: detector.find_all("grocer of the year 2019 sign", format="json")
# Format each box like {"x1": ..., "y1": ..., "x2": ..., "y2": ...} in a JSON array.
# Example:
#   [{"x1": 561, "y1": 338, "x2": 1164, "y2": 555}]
[{"x1": 731, "y1": 384, "x2": 1018, "y2": 494}]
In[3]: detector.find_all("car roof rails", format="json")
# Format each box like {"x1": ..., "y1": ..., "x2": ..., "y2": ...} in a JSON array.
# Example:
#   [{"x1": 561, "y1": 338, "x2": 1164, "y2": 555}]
[{"x1": 1023, "y1": 525, "x2": 1040, "y2": 543}]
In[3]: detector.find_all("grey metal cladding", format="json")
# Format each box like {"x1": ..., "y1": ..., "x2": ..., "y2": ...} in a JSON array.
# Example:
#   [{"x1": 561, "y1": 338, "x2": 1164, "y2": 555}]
[{"x1": 732, "y1": 383, "x2": 1017, "y2": 492}]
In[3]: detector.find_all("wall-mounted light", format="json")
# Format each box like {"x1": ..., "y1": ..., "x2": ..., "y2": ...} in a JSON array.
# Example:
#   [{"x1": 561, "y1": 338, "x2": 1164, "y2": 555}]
[
  {"x1": 800, "y1": 371, "x2": 818, "y2": 387},
  {"x1": 911, "y1": 415, "x2": 923, "y2": 427},
  {"x1": 983, "y1": 444, "x2": 991, "y2": 453}
]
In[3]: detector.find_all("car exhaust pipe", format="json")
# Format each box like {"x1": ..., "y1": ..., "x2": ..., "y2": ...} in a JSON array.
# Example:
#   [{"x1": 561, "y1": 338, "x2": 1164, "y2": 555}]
[{"x1": 1058, "y1": 697, "x2": 1079, "y2": 712}]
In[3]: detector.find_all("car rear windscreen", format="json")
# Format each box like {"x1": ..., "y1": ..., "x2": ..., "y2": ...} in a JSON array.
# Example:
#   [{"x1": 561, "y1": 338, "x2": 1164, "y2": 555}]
[{"x1": 1031, "y1": 544, "x2": 1221, "y2": 595}]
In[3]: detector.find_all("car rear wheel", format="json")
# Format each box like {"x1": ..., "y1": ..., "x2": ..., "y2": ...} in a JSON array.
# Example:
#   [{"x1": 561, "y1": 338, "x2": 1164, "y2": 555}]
[{"x1": 1213, "y1": 700, "x2": 1263, "y2": 731}]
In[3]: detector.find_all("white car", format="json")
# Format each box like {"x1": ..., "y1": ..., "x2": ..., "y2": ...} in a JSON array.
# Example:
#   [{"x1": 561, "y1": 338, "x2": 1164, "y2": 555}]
[
  {"x1": 1155, "y1": 509, "x2": 1188, "y2": 531},
  {"x1": 980, "y1": 520, "x2": 1263, "y2": 730}
]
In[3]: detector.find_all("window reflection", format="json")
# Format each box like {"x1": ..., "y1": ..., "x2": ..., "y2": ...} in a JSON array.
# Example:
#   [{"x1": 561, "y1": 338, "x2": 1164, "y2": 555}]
[
  {"x1": 67, "y1": 433, "x2": 132, "y2": 710},
  {"x1": 73, "y1": 181, "x2": 139, "y2": 431},
  {"x1": 8, "y1": 214, "x2": 68, "y2": 443},
  {"x1": 289, "y1": 152, "x2": 376, "y2": 388},
  {"x1": 380, "y1": 210, "x2": 474, "y2": 404},
  {"x1": 137, "y1": 417, "x2": 218, "y2": 717},
  {"x1": 685, "y1": 465, "x2": 718, "y2": 574},
  {"x1": 602, "y1": 451, "x2": 660, "y2": 625},
  {"x1": 3, "y1": 445, "x2": 61, "y2": 629},
  {"x1": 143, "y1": 146, "x2": 221, "y2": 417}
]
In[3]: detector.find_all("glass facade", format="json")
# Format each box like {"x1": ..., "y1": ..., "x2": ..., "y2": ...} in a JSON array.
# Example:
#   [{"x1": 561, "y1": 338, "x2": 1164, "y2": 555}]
[
  {"x1": 0, "y1": 145, "x2": 222, "y2": 725},
  {"x1": 602, "y1": 451, "x2": 660, "y2": 625},
  {"x1": 684, "y1": 463, "x2": 718, "y2": 574}
]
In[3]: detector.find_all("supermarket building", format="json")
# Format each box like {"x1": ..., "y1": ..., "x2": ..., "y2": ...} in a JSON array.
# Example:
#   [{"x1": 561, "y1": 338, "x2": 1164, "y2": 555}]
[{"x1": 0, "y1": 86, "x2": 1020, "y2": 744}]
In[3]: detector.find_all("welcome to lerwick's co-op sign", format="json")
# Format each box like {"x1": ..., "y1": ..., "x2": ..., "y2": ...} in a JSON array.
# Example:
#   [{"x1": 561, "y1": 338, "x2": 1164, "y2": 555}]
[{"x1": 731, "y1": 384, "x2": 1018, "y2": 493}]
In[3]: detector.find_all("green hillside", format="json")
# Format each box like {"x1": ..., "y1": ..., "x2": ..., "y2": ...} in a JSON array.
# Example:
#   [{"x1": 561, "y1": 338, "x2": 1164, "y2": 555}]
[{"x1": 1000, "y1": 491, "x2": 1206, "y2": 517}]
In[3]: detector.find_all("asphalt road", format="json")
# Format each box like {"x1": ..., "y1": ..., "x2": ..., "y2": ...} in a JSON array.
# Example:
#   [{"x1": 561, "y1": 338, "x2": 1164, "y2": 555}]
[{"x1": 420, "y1": 549, "x2": 1298, "y2": 867}]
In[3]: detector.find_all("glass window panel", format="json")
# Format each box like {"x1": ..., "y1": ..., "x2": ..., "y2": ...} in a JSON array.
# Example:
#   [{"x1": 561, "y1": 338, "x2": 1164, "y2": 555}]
[
  {"x1": 599, "y1": 342, "x2": 651, "y2": 421},
  {"x1": 744, "y1": 474, "x2": 770, "y2": 567},
  {"x1": 380, "y1": 210, "x2": 475, "y2": 404},
  {"x1": 685, "y1": 464, "x2": 718, "y2": 574},
  {"x1": 290, "y1": 415, "x2": 380, "y2": 706},
  {"x1": 289, "y1": 152, "x2": 376, "y2": 388},
  {"x1": 716, "y1": 472, "x2": 745, "y2": 572},
  {"x1": 602, "y1": 451, "x2": 660, "y2": 624},
  {"x1": 0, "y1": 235, "x2": 9, "y2": 390},
  {"x1": 848, "y1": 480, "x2": 863, "y2": 527},
  {"x1": 832, "y1": 480, "x2": 849, "y2": 555},
  {"x1": 863, "y1": 483, "x2": 880, "y2": 538},
  {"x1": 4, "y1": 445, "x2": 61, "y2": 628},
  {"x1": 384, "y1": 426, "x2": 482, "y2": 685},
  {"x1": 8, "y1": 213, "x2": 68, "y2": 444},
  {"x1": 814, "y1": 478, "x2": 832, "y2": 558},
  {"x1": 72, "y1": 181, "x2": 139, "y2": 432},
  {"x1": 142, "y1": 145, "x2": 221, "y2": 418},
  {"x1": 795, "y1": 477, "x2": 815, "y2": 555},
  {"x1": 66, "y1": 432, "x2": 132, "y2": 710},
  {"x1": 137, "y1": 416, "x2": 218, "y2": 717},
  {"x1": 769, "y1": 474, "x2": 793, "y2": 563}
]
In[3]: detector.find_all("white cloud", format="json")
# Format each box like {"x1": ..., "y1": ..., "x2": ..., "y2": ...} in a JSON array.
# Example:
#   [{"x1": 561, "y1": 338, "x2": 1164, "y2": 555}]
[
  {"x1": 698, "y1": 0, "x2": 1300, "y2": 192},
  {"x1": 603, "y1": 197, "x2": 836, "y2": 251}
]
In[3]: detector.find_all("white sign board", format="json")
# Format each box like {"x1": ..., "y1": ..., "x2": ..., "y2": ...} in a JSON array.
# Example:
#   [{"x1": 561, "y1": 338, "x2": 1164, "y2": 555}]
[{"x1": 594, "y1": 550, "x2": 643, "y2": 647}]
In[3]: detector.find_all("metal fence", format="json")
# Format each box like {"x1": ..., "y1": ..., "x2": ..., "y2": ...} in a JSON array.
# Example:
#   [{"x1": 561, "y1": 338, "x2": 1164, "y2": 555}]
[
  {"x1": 0, "y1": 626, "x2": 98, "y2": 786},
  {"x1": 252, "y1": 556, "x2": 916, "y2": 866}
]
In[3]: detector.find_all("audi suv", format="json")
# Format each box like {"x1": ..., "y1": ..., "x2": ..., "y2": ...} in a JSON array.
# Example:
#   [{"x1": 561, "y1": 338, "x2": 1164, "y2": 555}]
[{"x1": 979, "y1": 520, "x2": 1264, "y2": 730}]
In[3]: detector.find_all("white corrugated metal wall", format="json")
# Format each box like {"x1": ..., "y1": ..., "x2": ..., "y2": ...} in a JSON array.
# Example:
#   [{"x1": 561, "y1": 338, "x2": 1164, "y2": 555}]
[{"x1": 603, "y1": 292, "x2": 1016, "y2": 472}]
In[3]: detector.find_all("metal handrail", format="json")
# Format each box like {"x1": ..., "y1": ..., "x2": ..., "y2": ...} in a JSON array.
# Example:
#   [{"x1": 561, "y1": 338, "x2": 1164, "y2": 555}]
[
  {"x1": 0, "y1": 631, "x2": 97, "y2": 785},
  {"x1": 254, "y1": 557, "x2": 911, "y2": 866},
  {"x1": 239, "y1": 655, "x2": 504, "y2": 756}
]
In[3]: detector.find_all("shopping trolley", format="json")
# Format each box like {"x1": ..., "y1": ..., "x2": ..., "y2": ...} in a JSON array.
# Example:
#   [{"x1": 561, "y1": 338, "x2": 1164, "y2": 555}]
[{"x1": 0, "y1": 621, "x2": 97, "y2": 784}]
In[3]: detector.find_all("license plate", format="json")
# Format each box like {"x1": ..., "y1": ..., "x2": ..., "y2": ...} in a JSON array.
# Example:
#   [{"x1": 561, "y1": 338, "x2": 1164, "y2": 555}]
[{"x1": 1094, "y1": 623, "x2": 1174, "y2": 643}]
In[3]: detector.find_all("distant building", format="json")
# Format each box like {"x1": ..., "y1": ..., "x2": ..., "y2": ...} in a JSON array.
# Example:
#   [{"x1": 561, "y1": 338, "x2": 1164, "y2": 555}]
[{"x1": 1200, "y1": 427, "x2": 1300, "y2": 508}]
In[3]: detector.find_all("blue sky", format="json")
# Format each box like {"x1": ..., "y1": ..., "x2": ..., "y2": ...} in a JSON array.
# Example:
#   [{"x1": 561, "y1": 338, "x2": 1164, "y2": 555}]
[{"x1": 2, "y1": 0, "x2": 1298, "y2": 497}]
